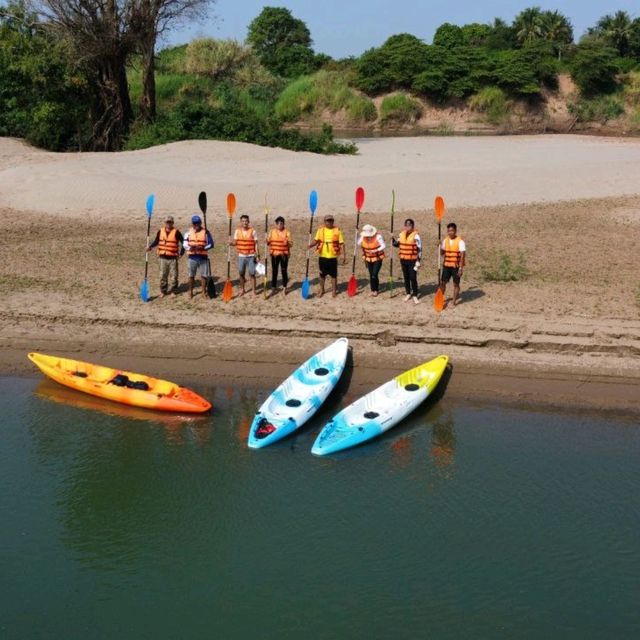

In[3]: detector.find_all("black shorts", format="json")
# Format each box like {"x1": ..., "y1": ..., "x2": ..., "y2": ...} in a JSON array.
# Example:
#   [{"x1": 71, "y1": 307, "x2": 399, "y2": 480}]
[
  {"x1": 319, "y1": 257, "x2": 338, "y2": 279},
  {"x1": 441, "y1": 266, "x2": 461, "y2": 284}
]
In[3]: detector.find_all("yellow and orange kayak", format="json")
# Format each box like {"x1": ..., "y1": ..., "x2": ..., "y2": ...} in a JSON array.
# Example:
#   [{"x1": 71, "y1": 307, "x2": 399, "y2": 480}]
[{"x1": 28, "y1": 352, "x2": 211, "y2": 414}]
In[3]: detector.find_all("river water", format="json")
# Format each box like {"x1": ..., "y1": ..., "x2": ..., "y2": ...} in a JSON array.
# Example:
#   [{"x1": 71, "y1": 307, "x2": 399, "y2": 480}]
[{"x1": 1, "y1": 376, "x2": 638, "y2": 639}]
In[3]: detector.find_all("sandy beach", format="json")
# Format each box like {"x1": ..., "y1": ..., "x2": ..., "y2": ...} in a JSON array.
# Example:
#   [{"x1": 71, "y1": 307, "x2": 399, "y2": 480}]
[{"x1": 1, "y1": 135, "x2": 639, "y2": 411}]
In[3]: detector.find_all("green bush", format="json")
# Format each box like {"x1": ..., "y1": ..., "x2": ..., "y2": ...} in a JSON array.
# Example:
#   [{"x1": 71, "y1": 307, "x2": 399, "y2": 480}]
[
  {"x1": 568, "y1": 95, "x2": 625, "y2": 123},
  {"x1": 571, "y1": 40, "x2": 620, "y2": 96},
  {"x1": 480, "y1": 251, "x2": 529, "y2": 282},
  {"x1": 623, "y1": 70, "x2": 640, "y2": 106},
  {"x1": 469, "y1": 87, "x2": 511, "y2": 124},
  {"x1": 185, "y1": 38, "x2": 254, "y2": 80},
  {"x1": 379, "y1": 94, "x2": 423, "y2": 124},
  {"x1": 275, "y1": 71, "x2": 376, "y2": 124}
]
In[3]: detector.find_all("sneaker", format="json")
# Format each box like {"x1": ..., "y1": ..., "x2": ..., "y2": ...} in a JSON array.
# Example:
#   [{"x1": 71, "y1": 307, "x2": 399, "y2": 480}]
[
  {"x1": 413, "y1": 296, "x2": 420, "y2": 305},
  {"x1": 403, "y1": 294, "x2": 411, "y2": 303}
]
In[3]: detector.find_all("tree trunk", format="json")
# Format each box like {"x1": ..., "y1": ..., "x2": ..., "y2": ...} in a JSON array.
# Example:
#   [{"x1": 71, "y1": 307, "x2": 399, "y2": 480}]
[
  {"x1": 91, "y1": 56, "x2": 134, "y2": 151},
  {"x1": 140, "y1": 34, "x2": 157, "y2": 122}
]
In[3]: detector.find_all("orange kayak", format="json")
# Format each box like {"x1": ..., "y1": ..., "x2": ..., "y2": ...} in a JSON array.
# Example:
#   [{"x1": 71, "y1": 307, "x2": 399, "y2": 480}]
[{"x1": 28, "y1": 352, "x2": 212, "y2": 414}]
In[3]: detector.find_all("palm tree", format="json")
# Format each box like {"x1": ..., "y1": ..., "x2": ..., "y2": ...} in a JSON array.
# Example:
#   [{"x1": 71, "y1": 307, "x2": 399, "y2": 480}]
[
  {"x1": 595, "y1": 10, "x2": 634, "y2": 56},
  {"x1": 513, "y1": 7, "x2": 544, "y2": 45},
  {"x1": 540, "y1": 10, "x2": 574, "y2": 59}
]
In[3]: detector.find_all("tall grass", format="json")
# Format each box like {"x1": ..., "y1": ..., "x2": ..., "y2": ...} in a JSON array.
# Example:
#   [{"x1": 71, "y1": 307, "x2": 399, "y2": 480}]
[
  {"x1": 468, "y1": 87, "x2": 511, "y2": 124},
  {"x1": 568, "y1": 95, "x2": 625, "y2": 123},
  {"x1": 379, "y1": 94, "x2": 423, "y2": 124},
  {"x1": 275, "y1": 70, "x2": 377, "y2": 124}
]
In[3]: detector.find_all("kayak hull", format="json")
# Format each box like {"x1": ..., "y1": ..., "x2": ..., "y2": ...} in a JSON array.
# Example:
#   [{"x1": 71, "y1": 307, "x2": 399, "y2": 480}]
[
  {"x1": 28, "y1": 352, "x2": 211, "y2": 414},
  {"x1": 311, "y1": 355, "x2": 448, "y2": 456},
  {"x1": 248, "y1": 338, "x2": 349, "y2": 448}
]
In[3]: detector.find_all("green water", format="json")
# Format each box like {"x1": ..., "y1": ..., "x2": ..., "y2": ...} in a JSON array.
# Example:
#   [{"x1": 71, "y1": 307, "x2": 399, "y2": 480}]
[{"x1": 1, "y1": 376, "x2": 638, "y2": 640}]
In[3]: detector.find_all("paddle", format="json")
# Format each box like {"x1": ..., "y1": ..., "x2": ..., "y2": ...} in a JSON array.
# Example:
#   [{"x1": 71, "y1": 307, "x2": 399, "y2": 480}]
[
  {"x1": 223, "y1": 193, "x2": 236, "y2": 303},
  {"x1": 434, "y1": 196, "x2": 445, "y2": 312},
  {"x1": 198, "y1": 191, "x2": 217, "y2": 299},
  {"x1": 388, "y1": 189, "x2": 396, "y2": 296},
  {"x1": 263, "y1": 194, "x2": 269, "y2": 299},
  {"x1": 301, "y1": 189, "x2": 318, "y2": 299},
  {"x1": 140, "y1": 193, "x2": 155, "y2": 302},
  {"x1": 347, "y1": 186, "x2": 365, "y2": 297}
]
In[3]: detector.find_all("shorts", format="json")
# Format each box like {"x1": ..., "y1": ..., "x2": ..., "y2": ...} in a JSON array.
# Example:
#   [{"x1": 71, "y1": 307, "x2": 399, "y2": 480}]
[
  {"x1": 188, "y1": 257, "x2": 210, "y2": 278},
  {"x1": 441, "y1": 266, "x2": 461, "y2": 285},
  {"x1": 319, "y1": 257, "x2": 338, "y2": 279},
  {"x1": 238, "y1": 255, "x2": 256, "y2": 277}
]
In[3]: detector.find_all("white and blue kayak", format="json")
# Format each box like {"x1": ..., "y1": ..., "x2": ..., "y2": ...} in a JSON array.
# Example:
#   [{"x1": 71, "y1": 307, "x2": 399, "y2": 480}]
[
  {"x1": 311, "y1": 355, "x2": 449, "y2": 456},
  {"x1": 248, "y1": 338, "x2": 349, "y2": 449}
]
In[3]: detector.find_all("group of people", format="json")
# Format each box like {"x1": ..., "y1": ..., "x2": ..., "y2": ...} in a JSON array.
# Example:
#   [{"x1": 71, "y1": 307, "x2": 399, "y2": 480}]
[{"x1": 146, "y1": 212, "x2": 466, "y2": 306}]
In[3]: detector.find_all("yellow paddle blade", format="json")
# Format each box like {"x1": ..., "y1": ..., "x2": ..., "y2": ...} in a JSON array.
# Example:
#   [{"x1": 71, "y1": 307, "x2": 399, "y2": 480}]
[
  {"x1": 223, "y1": 280, "x2": 233, "y2": 302},
  {"x1": 435, "y1": 196, "x2": 445, "y2": 222},
  {"x1": 434, "y1": 288, "x2": 445, "y2": 312},
  {"x1": 227, "y1": 193, "x2": 236, "y2": 216}
]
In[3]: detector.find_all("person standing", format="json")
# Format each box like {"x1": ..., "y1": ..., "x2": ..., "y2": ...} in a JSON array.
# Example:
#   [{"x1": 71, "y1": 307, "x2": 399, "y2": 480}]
[
  {"x1": 392, "y1": 218, "x2": 422, "y2": 304},
  {"x1": 440, "y1": 222, "x2": 466, "y2": 308},
  {"x1": 309, "y1": 214, "x2": 345, "y2": 298},
  {"x1": 146, "y1": 215, "x2": 184, "y2": 297},
  {"x1": 230, "y1": 214, "x2": 260, "y2": 297},
  {"x1": 267, "y1": 216, "x2": 293, "y2": 295},
  {"x1": 183, "y1": 215, "x2": 214, "y2": 299},
  {"x1": 357, "y1": 224, "x2": 385, "y2": 297}
]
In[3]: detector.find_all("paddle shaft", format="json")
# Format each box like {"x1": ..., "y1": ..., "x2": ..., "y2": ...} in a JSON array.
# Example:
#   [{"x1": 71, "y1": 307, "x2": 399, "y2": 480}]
[
  {"x1": 389, "y1": 190, "x2": 395, "y2": 281},
  {"x1": 264, "y1": 207, "x2": 269, "y2": 294},
  {"x1": 437, "y1": 221, "x2": 442, "y2": 283},
  {"x1": 226, "y1": 217, "x2": 232, "y2": 279},
  {"x1": 351, "y1": 210, "x2": 361, "y2": 275},
  {"x1": 304, "y1": 210, "x2": 314, "y2": 279},
  {"x1": 144, "y1": 215, "x2": 151, "y2": 279}
]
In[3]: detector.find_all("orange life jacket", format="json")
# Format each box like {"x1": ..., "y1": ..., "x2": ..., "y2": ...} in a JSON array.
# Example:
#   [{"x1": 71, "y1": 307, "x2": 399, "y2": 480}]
[
  {"x1": 443, "y1": 236, "x2": 463, "y2": 267},
  {"x1": 399, "y1": 230, "x2": 418, "y2": 261},
  {"x1": 157, "y1": 227, "x2": 179, "y2": 258},
  {"x1": 235, "y1": 227, "x2": 257, "y2": 255},
  {"x1": 317, "y1": 227, "x2": 341, "y2": 256},
  {"x1": 188, "y1": 228, "x2": 207, "y2": 257},
  {"x1": 268, "y1": 228, "x2": 290, "y2": 256},
  {"x1": 361, "y1": 235, "x2": 385, "y2": 262}
]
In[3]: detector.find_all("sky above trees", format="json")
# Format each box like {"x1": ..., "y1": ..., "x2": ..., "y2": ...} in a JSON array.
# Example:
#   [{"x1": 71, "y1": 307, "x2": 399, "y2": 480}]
[{"x1": 167, "y1": 0, "x2": 639, "y2": 57}]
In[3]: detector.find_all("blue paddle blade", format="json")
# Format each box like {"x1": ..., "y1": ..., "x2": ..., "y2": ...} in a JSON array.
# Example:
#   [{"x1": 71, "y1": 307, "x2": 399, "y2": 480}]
[
  {"x1": 301, "y1": 278, "x2": 310, "y2": 299},
  {"x1": 309, "y1": 190, "x2": 318, "y2": 215},
  {"x1": 140, "y1": 279, "x2": 149, "y2": 302},
  {"x1": 146, "y1": 194, "x2": 155, "y2": 218}
]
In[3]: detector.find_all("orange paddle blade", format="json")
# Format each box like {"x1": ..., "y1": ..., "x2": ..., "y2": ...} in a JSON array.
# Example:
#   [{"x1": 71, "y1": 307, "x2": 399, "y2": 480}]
[
  {"x1": 435, "y1": 196, "x2": 445, "y2": 222},
  {"x1": 223, "y1": 280, "x2": 233, "y2": 302},
  {"x1": 347, "y1": 275, "x2": 357, "y2": 297},
  {"x1": 434, "y1": 288, "x2": 445, "y2": 312},
  {"x1": 227, "y1": 193, "x2": 236, "y2": 217},
  {"x1": 355, "y1": 187, "x2": 365, "y2": 211}
]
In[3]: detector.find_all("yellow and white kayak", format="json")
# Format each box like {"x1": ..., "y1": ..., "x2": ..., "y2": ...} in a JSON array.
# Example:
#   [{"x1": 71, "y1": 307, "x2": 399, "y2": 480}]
[
  {"x1": 311, "y1": 355, "x2": 448, "y2": 455},
  {"x1": 28, "y1": 352, "x2": 211, "y2": 414}
]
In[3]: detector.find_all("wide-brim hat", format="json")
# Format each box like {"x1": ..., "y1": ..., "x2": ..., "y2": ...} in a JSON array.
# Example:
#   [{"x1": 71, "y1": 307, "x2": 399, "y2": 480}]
[{"x1": 359, "y1": 224, "x2": 377, "y2": 238}]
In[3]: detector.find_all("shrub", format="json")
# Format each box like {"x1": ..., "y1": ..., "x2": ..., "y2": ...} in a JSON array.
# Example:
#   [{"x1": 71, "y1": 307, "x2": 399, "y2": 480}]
[
  {"x1": 379, "y1": 93, "x2": 423, "y2": 124},
  {"x1": 275, "y1": 71, "x2": 376, "y2": 124},
  {"x1": 623, "y1": 70, "x2": 640, "y2": 106},
  {"x1": 469, "y1": 87, "x2": 511, "y2": 124},
  {"x1": 568, "y1": 95, "x2": 625, "y2": 123},
  {"x1": 186, "y1": 39, "x2": 259, "y2": 81},
  {"x1": 571, "y1": 40, "x2": 620, "y2": 96},
  {"x1": 480, "y1": 251, "x2": 529, "y2": 282}
]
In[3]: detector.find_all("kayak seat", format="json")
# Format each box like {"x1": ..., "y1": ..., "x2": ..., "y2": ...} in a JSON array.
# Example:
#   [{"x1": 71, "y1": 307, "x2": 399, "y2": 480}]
[
  {"x1": 314, "y1": 367, "x2": 329, "y2": 376},
  {"x1": 364, "y1": 411, "x2": 379, "y2": 419},
  {"x1": 72, "y1": 371, "x2": 88, "y2": 378},
  {"x1": 285, "y1": 399, "x2": 302, "y2": 407},
  {"x1": 404, "y1": 383, "x2": 419, "y2": 392}
]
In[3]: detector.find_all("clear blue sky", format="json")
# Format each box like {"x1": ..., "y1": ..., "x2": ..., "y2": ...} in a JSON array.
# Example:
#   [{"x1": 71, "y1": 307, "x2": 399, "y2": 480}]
[{"x1": 166, "y1": 0, "x2": 639, "y2": 57}]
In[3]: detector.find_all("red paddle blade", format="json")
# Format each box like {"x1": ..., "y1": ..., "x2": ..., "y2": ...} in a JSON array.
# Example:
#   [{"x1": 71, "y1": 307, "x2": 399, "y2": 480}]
[
  {"x1": 434, "y1": 288, "x2": 445, "y2": 312},
  {"x1": 435, "y1": 196, "x2": 445, "y2": 222},
  {"x1": 355, "y1": 187, "x2": 365, "y2": 212},
  {"x1": 223, "y1": 280, "x2": 233, "y2": 302},
  {"x1": 227, "y1": 193, "x2": 236, "y2": 217},
  {"x1": 347, "y1": 275, "x2": 357, "y2": 297}
]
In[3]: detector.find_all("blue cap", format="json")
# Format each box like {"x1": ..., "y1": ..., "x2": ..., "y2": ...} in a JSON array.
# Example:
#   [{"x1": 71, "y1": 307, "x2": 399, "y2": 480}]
[{"x1": 191, "y1": 215, "x2": 201, "y2": 224}]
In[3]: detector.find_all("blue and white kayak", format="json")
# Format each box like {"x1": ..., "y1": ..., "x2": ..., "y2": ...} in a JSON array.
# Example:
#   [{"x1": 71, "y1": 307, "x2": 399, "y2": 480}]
[
  {"x1": 248, "y1": 338, "x2": 349, "y2": 449},
  {"x1": 311, "y1": 355, "x2": 449, "y2": 456}
]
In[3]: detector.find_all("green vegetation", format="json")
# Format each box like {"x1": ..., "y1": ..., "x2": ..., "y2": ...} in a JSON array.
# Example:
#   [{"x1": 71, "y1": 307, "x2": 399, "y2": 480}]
[
  {"x1": 3, "y1": 3, "x2": 640, "y2": 154},
  {"x1": 379, "y1": 94, "x2": 423, "y2": 124},
  {"x1": 568, "y1": 95, "x2": 625, "y2": 123},
  {"x1": 480, "y1": 251, "x2": 530, "y2": 282},
  {"x1": 274, "y1": 71, "x2": 376, "y2": 124},
  {"x1": 468, "y1": 87, "x2": 511, "y2": 124}
]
